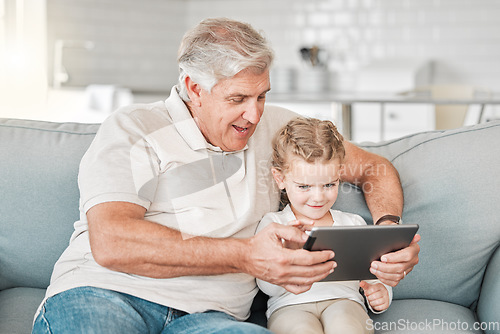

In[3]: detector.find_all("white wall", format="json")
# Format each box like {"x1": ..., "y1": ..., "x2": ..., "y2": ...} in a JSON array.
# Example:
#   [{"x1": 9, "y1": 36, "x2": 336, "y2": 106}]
[
  {"x1": 42, "y1": 0, "x2": 500, "y2": 91},
  {"x1": 186, "y1": 0, "x2": 500, "y2": 92},
  {"x1": 43, "y1": 0, "x2": 500, "y2": 93},
  {"x1": 4, "y1": 0, "x2": 498, "y2": 123},
  {"x1": 46, "y1": 0, "x2": 186, "y2": 92}
]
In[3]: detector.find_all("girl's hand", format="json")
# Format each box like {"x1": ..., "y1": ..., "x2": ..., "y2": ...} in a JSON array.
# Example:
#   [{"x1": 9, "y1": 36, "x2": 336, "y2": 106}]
[{"x1": 359, "y1": 280, "x2": 390, "y2": 312}]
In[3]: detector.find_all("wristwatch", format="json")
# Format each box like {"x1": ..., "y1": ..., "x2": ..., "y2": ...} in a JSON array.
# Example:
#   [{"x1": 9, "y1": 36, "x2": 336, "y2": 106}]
[{"x1": 375, "y1": 214, "x2": 402, "y2": 225}]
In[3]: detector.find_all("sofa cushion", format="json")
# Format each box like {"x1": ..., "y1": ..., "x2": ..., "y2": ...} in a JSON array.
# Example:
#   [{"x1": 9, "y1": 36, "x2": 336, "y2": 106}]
[
  {"x1": 0, "y1": 119, "x2": 99, "y2": 290},
  {"x1": 333, "y1": 121, "x2": 500, "y2": 309},
  {"x1": 476, "y1": 245, "x2": 500, "y2": 331},
  {"x1": 370, "y1": 299, "x2": 482, "y2": 334},
  {"x1": 0, "y1": 287, "x2": 45, "y2": 334}
]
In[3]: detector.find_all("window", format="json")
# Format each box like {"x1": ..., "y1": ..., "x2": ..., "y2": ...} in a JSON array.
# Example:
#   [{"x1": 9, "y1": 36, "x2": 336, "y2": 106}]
[{"x1": 0, "y1": 0, "x2": 47, "y2": 119}]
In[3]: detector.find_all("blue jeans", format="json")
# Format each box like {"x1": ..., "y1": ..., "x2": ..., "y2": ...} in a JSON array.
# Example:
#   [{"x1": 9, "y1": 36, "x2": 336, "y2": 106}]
[{"x1": 32, "y1": 287, "x2": 271, "y2": 334}]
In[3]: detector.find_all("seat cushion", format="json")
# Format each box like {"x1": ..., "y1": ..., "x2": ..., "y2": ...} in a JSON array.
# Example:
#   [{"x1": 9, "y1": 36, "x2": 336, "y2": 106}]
[
  {"x1": 371, "y1": 299, "x2": 482, "y2": 334},
  {"x1": 0, "y1": 287, "x2": 46, "y2": 334}
]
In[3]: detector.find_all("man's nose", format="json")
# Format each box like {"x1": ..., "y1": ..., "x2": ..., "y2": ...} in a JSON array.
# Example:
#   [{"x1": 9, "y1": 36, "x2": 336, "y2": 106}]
[{"x1": 242, "y1": 101, "x2": 263, "y2": 124}]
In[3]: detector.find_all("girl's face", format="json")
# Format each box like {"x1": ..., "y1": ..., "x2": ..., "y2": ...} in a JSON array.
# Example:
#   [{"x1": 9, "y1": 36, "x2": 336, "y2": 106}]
[{"x1": 272, "y1": 157, "x2": 342, "y2": 222}]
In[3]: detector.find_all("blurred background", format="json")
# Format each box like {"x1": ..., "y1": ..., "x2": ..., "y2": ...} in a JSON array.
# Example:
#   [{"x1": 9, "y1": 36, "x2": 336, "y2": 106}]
[{"x1": 1, "y1": 0, "x2": 499, "y2": 141}]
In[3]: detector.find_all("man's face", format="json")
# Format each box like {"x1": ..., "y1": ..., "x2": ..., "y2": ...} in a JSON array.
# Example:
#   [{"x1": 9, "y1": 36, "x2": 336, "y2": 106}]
[{"x1": 189, "y1": 68, "x2": 270, "y2": 152}]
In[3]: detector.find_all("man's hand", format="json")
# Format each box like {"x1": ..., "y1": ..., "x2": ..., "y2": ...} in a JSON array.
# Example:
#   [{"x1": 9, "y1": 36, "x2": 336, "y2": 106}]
[
  {"x1": 283, "y1": 220, "x2": 314, "y2": 249},
  {"x1": 360, "y1": 280, "x2": 390, "y2": 312},
  {"x1": 244, "y1": 223, "x2": 335, "y2": 294},
  {"x1": 370, "y1": 234, "x2": 421, "y2": 287}
]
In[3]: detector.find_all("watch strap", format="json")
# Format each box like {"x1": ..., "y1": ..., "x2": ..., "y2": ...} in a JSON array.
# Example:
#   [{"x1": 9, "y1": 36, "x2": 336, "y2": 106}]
[{"x1": 375, "y1": 214, "x2": 401, "y2": 225}]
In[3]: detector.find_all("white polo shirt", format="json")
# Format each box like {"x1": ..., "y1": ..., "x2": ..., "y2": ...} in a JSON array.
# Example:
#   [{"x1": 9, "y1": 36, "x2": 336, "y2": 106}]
[{"x1": 43, "y1": 86, "x2": 297, "y2": 321}]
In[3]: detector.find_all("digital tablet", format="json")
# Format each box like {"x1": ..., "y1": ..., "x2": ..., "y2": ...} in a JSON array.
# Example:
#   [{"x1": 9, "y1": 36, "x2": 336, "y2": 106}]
[{"x1": 303, "y1": 224, "x2": 419, "y2": 281}]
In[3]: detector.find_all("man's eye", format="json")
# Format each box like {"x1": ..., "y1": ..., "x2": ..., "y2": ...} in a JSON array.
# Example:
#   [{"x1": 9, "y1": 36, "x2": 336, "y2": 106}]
[
  {"x1": 231, "y1": 98, "x2": 244, "y2": 103},
  {"x1": 258, "y1": 94, "x2": 266, "y2": 100}
]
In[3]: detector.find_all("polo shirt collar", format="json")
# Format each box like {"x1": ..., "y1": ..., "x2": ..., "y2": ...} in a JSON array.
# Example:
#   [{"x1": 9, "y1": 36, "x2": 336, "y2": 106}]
[{"x1": 164, "y1": 86, "x2": 248, "y2": 154}]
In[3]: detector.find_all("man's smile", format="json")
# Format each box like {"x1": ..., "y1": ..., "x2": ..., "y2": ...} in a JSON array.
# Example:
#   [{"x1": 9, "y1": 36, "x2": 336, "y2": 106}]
[{"x1": 232, "y1": 125, "x2": 249, "y2": 133}]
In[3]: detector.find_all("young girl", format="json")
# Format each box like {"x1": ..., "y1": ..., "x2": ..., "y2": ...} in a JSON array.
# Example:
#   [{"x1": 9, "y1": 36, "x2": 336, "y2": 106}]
[{"x1": 256, "y1": 117, "x2": 392, "y2": 334}]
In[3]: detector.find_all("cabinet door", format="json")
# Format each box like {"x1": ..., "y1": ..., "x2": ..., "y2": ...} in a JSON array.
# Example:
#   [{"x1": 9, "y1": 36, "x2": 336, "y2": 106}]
[
  {"x1": 352, "y1": 103, "x2": 381, "y2": 142},
  {"x1": 352, "y1": 103, "x2": 435, "y2": 142},
  {"x1": 266, "y1": 101, "x2": 341, "y2": 127},
  {"x1": 384, "y1": 103, "x2": 435, "y2": 140}
]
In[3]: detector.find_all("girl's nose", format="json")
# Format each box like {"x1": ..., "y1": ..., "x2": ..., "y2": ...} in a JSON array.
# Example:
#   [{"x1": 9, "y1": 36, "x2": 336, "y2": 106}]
[{"x1": 311, "y1": 188, "x2": 324, "y2": 202}]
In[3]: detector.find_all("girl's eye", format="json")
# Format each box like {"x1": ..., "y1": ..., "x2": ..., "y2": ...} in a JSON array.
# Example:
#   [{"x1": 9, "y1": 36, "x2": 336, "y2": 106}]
[
  {"x1": 298, "y1": 185, "x2": 310, "y2": 190},
  {"x1": 325, "y1": 183, "x2": 338, "y2": 189}
]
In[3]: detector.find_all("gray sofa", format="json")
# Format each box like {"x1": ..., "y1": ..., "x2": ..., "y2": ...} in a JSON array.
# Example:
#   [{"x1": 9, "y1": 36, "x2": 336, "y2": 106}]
[{"x1": 1, "y1": 117, "x2": 499, "y2": 334}]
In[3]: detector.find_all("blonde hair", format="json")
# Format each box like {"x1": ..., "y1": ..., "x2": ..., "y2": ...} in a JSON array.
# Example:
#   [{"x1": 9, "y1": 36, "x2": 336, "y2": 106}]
[
  {"x1": 272, "y1": 117, "x2": 345, "y2": 206},
  {"x1": 176, "y1": 17, "x2": 274, "y2": 102},
  {"x1": 272, "y1": 117, "x2": 345, "y2": 174}
]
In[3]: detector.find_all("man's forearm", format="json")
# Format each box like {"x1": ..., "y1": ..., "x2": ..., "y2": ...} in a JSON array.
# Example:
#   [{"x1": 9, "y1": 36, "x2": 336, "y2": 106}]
[
  {"x1": 103, "y1": 233, "x2": 249, "y2": 279},
  {"x1": 87, "y1": 201, "x2": 337, "y2": 291},
  {"x1": 359, "y1": 155, "x2": 403, "y2": 223},
  {"x1": 87, "y1": 201, "x2": 249, "y2": 278},
  {"x1": 342, "y1": 141, "x2": 404, "y2": 223}
]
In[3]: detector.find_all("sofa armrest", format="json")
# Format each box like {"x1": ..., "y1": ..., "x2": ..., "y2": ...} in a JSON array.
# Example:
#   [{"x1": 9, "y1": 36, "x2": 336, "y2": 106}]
[{"x1": 477, "y1": 245, "x2": 500, "y2": 334}]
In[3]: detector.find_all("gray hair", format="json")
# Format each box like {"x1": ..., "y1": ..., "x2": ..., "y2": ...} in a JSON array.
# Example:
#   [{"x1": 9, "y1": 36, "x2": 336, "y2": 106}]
[{"x1": 176, "y1": 18, "x2": 274, "y2": 101}]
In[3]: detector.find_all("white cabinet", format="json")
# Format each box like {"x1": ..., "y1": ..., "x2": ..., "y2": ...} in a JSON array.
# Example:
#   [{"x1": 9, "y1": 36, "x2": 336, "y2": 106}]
[
  {"x1": 352, "y1": 103, "x2": 435, "y2": 142},
  {"x1": 266, "y1": 101, "x2": 340, "y2": 125},
  {"x1": 352, "y1": 59, "x2": 435, "y2": 142}
]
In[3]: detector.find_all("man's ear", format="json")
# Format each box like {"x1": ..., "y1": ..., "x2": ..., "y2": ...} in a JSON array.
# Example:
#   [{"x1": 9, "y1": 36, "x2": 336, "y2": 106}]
[
  {"x1": 185, "y1": 76, "x2": 202, "y2": 107},
  {"x1": 271, "y1": 167, "x2": 286, "y2": 190}
]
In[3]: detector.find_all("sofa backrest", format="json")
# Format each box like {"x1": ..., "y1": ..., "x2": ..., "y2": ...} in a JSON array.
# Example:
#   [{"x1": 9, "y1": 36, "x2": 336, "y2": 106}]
[
  {"x1": 1, "y1": 117, "x2": 499, "y2": 311},
  {"x1": 333, "y1": 120, "x2": 500, "y2": 309},
  {"x1": 0, "y1": 119, "x2": 99, "y2": 290}
]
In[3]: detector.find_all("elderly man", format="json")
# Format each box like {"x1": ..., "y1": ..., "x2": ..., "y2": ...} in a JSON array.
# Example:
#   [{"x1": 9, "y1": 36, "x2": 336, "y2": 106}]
[{"x1": 32, "y1": 18, "x2": 419, "y2": 333}]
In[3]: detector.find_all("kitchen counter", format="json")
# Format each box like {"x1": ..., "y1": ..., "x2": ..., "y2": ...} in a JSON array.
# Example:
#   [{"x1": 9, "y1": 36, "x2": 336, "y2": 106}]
[{"x1": 267, "y1": 91, "x2": 500, "y2": 140}]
